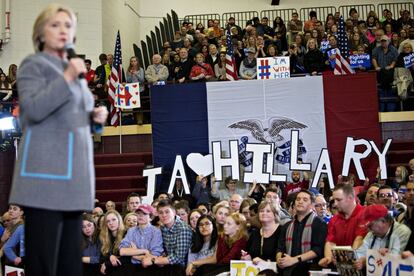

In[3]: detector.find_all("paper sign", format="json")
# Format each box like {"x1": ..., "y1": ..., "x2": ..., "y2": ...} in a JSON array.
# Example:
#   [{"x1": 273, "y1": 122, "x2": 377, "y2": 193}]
[
  {"x1": 186, "y1": 153, "x2": 213, "y2": 176},
  {"x1": 327, "y1": 48, "x2": 339, "y2": 69},
  {"x1": 230, "y1": 260, "x2": 277, "y2": 276},
  {"x1": 320, "y1": 40, "x2": 330, "y2": 53},
  {"x1": 115, "y1": 82, "x2": 141, "y2": 109},
  {"x1": 367, "y1": 249, "x2": 414, "y2": 276},
  {"x1": 350, "y1": 54, "x2": 371, "y2": 69},
  {"x1": 404, "y1": 53, "x2": 414, "y2": 68},
  {"x1": 5, "y1": 265, "x2": 25, "y2": 276},
  {"x1": 257, "y1": 57, "x2": 290, "y2": 79}
]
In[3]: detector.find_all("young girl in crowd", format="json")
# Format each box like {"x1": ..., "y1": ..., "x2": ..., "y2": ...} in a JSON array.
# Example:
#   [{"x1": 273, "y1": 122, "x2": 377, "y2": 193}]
[
  {"x1": 213, "y1": 204, "x2": 230, "y2": 236},
  {"x1": 82, "y1": 214, "x2": 101, "y2": 275},
  {"x1": 186, "y1": 215, "x2": 218, "y2": 276},
  {"x1": 189, "y1": 209, "x2": 203, "y2": 231},
  {"x1": 123, "y1": 212, "x2": 138, "y2": 231},
  {"x1": 99, "y1": 210, "x2": 126, "y2": 275}
]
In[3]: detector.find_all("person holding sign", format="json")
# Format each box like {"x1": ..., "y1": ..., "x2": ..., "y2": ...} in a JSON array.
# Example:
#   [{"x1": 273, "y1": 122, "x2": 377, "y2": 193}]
[
  {"x1": 353, "y1": 204, "x2": 411, "y2": 271},
  {"x1": 276, "y1": 190, "x2": 327, "y2": 275},
  {"x1": 394, "y1": 42, "x2": 414, "y2": 100}
]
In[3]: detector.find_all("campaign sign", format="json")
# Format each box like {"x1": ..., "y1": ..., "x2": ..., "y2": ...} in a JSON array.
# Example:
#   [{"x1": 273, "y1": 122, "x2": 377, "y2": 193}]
[
  {"x1": 327, "y1": 48, "x2": 339, "y2": 69},
  {"x1": 230, "y1": 260, "x2": 277, "y2": 276},
  {"x1": 350, "y1": 54, "x2": 371, "y2": 69},
  {"x1": 115, "y1": 82, "x2": 141, "y2": 109},
  {"x1": 404, "y1": 53, "x2": 414, "y2": 68},
  {"x1": 320, "y1": 40, "x2": 330, "y2": 53},
  {"x1": 5, "y1": 265, "x2": 25, "y2": 276},
  {"x1": 257, "y1": 57, "x2": 290, "y2": 79},
  {"x1": 367, "y1": 249, "x2": 414, "y2": 276}
]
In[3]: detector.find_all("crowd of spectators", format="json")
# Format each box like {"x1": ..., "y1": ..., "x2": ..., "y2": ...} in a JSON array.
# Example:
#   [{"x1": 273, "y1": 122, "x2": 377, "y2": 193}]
[{"x1": 4, "y1": 158, "x2": 412, "y2": 274}]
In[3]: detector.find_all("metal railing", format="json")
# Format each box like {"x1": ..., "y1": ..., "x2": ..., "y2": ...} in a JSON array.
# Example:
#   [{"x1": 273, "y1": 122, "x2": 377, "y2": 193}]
[
  {"x1": 299, "y1": 6, "x2": 336, "y2": 23},
  {"x1": 222, "y1": 11, "x2": 259, "y2": 28},
  {"x1": 338, "y1": 4, "x2": 376, "y2": 21},
  {"x1": 260, "y1": 8, "x2": 297, "y2": 23},
  {"x1": 183, "y1": 13, "x2": 220, "y2": 30}
]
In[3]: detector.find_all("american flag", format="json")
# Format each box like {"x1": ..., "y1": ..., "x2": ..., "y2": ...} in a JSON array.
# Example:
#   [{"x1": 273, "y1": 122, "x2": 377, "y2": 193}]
[
  {"x1": 334, "y1": 16, "x2": 355, "y2": 75},
  {"x1": 108, "y1": 31, "x2": 122, "y2": 126},
  {"x1": 225, "y1": 28, "x2": 238, "y2": 81}
]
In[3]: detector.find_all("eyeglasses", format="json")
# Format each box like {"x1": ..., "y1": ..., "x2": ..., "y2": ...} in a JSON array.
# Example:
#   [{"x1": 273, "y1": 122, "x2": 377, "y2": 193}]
[
  {"x1": 379, "y1": 193, "x2": 393, "y2": 198},
  {"x1": 198, "y1": 222, "x2": 212, "y2": 228},
  {"x1": 314, "y1": 203, "x2": 327, "y2": 208}
]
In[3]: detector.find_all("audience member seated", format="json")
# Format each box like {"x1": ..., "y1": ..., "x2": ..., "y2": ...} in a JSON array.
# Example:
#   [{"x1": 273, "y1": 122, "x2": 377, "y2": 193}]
[
  {"x1": 214, "y1": 52, "x2": 227, "y2": 81},
  {"x1": 0, "y1": 73, "x2": 12, "y2": 102},
  {"x1": 190, "y1": 53, "x2": 214, "y2": 82},
  {"x1": 304, "y1": 11, "x2": 318, "y2": 32},
  {"x1": 195, "y1": 212, "x2": 247, "y2": 276},
  {"x1": 287, "y1": 12, "x2": 303, "y2": 44},
  {"x1": 99, "y1": 210, "x2": 126, "y2": 275},
  {"x1": 354, "y1": 204, "x2": 411, "y2": 271},
  {"x1": 123, "y1": 212, "x2": 138, "y2": 231},
  {"x1": 263, "y1": 188, "x2": 292, "y2": 225},
  {"x1": 247, "y1": 180, "x2": 266, "y2": 204},
  {"x1": 186, "y1": 215, "x2": 218, "y2": 276},
  {"x1": 145, "y1": 54, "x2": 169, "y2": 85},
  {"x1": 119, "y1": 204, "x2": 163, "y2": 271},
  {"x1": 212, "y1": 203, "x2": 230, "y2": 236},
  {"x1": 277, "y1": 190, "x2": 327, "y2": 275},
  {"x1": 319, "y1": 184, "x2": 367, "y2": 268},
  {"x1": 398, "y1": 27, "x2": 414, "y2": 53},
  {"x1": 126, "y1": 56, "x2": 145, "y2": 92},
  {"x1": 196, "y1": 203, "x2": 210, "y2": 215},
  {"x1": 106, "y1": 200, "x2": 116, "y2": 212},
  {"x1": 153, "y1": 199, "x2": 193, "y2": 274},
  {"x1": 304, "y1": 38, "x2": 324, "y2": 75},
  {"x1": 82, "y1": 214, "x2": 101, "y2": 275},
  {"x1": 314, "y1": 194, "x2": 332, "y2": 223},
  {"x1": 241, "y1": 201, "x2": 282, "y2": 264},
  {"x1": 171, "y1": 179, "x2": 194, "y2": 205},
  {"x1": 175, "y1": 200, "x2": 191, "y2": 224},
  {"x1": 2, "y1": 217, "x2": 24, "y2": 268},
  {"x1": 239, "y1": 47, "x2": 257, "y2": 80},
  {"x1": 189, "y1": 209, "x2": 203, "y2": 231}
]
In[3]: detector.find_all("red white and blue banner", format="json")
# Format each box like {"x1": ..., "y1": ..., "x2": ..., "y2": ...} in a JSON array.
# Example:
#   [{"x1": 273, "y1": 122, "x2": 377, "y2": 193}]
[
  {"x1": 151, "y1": 73, "x2": 381, "y2": 190},
  {"x1": 115, "y1": 82, "x2": 141, "y2": 109}
]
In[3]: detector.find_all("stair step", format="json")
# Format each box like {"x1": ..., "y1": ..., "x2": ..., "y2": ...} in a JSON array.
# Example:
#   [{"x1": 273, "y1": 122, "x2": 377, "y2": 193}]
[
  {"x1": 386, "y1": 150, "x2": 414, "y2": 164},
  {"x1": 96, "y1": 175, "x2": 146, "y2": 190},
  {"x1": 96, "y1": 188, "x2": 146, "y2": 203},
  {"x1": 94, "y1": 152, "x2": 153, "y2": 165},
  {"x1": 95, "y1": 163, "x2": 145, "y2": 177}
]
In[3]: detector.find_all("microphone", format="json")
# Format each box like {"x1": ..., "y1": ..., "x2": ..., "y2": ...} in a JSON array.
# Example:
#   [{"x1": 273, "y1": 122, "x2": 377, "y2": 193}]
[{"x1": 64, "y1": 43, "x2": 85, "y2": 79}]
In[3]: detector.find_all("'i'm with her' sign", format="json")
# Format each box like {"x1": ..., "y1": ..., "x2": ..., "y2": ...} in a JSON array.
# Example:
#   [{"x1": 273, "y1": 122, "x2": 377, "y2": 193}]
[{"x1": 257, "y1": 57, "x2": 290, "y2": 79}]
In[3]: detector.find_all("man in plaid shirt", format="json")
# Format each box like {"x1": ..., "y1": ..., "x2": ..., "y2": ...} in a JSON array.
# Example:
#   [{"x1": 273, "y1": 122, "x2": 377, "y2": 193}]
[{"x1": 152, "y1": 199, "x2": 193, "y2": 268}]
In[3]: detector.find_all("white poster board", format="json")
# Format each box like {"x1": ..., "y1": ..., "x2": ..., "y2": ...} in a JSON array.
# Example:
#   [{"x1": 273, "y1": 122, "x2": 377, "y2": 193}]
[
  {"x1": 115, "y1": 82, "x2": 141, "y2": 109},
  {"x1": 257, "y1": 57, "x2": 290, "y2": 79},
  {"x1": 5, "y1": 265, "x2": 25, "y2": 276},
  {"x1": 367, "y1": 249, "x2": 414, "y2": 276}
]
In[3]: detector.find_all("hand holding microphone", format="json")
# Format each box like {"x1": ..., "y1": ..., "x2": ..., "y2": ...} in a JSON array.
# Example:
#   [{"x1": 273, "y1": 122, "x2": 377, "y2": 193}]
[{"x1": 63, "y1": 43, "x2": 86, "y2": 82}]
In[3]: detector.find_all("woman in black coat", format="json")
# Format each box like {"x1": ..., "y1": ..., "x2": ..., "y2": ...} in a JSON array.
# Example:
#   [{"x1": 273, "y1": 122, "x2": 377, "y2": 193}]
[{"x1": 304, "y1": 38, "x2": 325, "y2": 75}]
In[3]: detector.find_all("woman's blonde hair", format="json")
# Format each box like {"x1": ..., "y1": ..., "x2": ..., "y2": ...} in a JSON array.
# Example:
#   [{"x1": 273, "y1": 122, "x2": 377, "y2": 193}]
[
  {"x1": 258, "y1": 200, "x2": 280, "y2": 223},
  {"x1": 224, "y1": 212, "x2": 248, "y2": 247},
  {"x1": 32, "y1": 3, "x2": 77, "y2": 52},
  {"x1": 99, "y1": 210, "x2": 125, "y2": 256}
]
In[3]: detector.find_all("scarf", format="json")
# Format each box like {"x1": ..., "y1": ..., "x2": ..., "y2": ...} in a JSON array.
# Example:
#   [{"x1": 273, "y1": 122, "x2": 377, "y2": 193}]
[{"x1": 285, "y1": 211, "x2": 316, "y2": 256}]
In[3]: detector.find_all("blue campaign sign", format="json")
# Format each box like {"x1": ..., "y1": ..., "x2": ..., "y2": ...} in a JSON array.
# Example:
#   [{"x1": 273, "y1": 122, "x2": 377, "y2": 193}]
[
  {"x1": 327, "y1": 48, "x2": 338, "y2": 69},
  {"x1": 320, "y1": 40, "x2": 330, "y2": 53},
  {"x1": 349, "y1": 54, "x2": 371, "y2": 69},
  {"x1": 403, "y1": 53, "x2": 414, "y2": 68}
]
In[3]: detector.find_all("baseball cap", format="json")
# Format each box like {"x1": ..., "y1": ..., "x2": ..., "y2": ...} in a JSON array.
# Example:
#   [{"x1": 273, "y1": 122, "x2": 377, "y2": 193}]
[
  {"x1": 363, "y1": 204, "x2": 388, "y2": 226},
  {"x1": 380, "y1": 35, "x2": 389, "y2": 41},
  {"x1": 136, "y1": 204, "x2": 154, "y2": 215},
  {"x1": 247, "y1": 47, "x2": 256, "y2": 53}
]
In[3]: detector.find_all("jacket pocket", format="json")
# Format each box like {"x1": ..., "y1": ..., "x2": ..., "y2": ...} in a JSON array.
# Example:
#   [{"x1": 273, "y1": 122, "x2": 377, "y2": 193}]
[{"x1": 20, "y1": 129, "x2": 74, "y2": 180}]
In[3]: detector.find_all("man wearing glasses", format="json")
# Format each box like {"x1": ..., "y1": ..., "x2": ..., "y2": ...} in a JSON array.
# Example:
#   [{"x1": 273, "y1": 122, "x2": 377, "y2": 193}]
[
  {"x1": 314, "y1": 194, "x2": 331, "y2": 223},
  {"x1": 377, "y1": 185, "x2": 399, "y2": 217}
]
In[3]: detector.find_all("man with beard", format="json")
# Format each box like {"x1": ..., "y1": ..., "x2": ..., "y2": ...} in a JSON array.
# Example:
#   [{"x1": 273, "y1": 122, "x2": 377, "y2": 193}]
[
  {"x1": 276, "y1": 190, "x2": 327, "y2": 275},
  {"x1": 319, "y1": 184, "x2": 367, "y2": 268},
  {"x1": 284, "y1": 171, "x2": 309, "y2": 201}
]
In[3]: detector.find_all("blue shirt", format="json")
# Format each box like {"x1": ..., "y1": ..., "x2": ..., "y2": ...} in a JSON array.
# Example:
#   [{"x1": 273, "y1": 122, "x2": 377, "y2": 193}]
[
  {"x1": 4, "y1": 224, "x2": 24, "y2": 262},
  {"x1": 83, "y1": 239, "x2": 101, "y2": 264},
  {"x1": 119, "y1": 224, "x2": 163, "y2": 264},
  {"x1": 161, "y1": 216, "x2": 193, "y2": 266}
]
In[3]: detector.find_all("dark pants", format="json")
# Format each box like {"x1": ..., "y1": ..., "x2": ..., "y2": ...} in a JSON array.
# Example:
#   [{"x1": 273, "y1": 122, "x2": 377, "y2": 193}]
[{"x1": 25, "y1": 207, "x2": 83, "y2": 276}]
